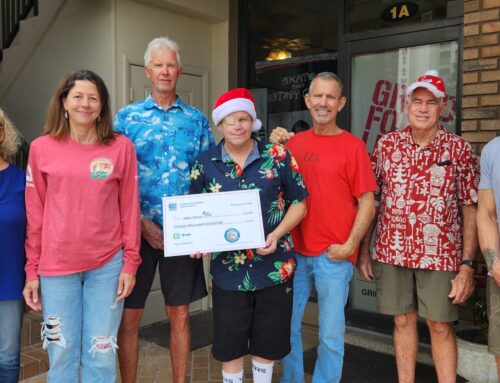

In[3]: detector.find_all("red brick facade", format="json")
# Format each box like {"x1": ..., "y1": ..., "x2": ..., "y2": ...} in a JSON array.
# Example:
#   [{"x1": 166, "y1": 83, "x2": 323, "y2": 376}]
[{"x1": 463, "y1": 0, "x2": 500, "y2": 150}]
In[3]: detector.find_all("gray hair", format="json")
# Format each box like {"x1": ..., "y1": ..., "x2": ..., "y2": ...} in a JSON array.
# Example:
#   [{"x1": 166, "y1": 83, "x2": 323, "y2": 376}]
[
  {"x1": 0, "y1": 108, "x2": 22, "y2": 161},
  {"x1": 308, "y1": 72, "x2": 344, "y2": 96},
  {"x1": 144, "y1": 36, "x2": 182, "y2": 69}
]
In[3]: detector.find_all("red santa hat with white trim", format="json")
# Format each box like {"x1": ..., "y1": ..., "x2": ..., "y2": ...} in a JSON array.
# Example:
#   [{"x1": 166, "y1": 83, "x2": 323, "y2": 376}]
[
  {"x1": 212, "y1": 88, "x2": 262, "y2": 132},
  {"x1": 406, "y1": 70, "x2": 446, "y2": 99}
]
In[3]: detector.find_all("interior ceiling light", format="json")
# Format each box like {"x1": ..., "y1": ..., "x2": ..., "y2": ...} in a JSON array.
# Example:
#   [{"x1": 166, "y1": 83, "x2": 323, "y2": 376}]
[
  {"x1": 262, "y1": 37, "x2": 308, "y2": 61},
  {"x1": 265, "y1": 48, "x2": 292, "y2": 61}
]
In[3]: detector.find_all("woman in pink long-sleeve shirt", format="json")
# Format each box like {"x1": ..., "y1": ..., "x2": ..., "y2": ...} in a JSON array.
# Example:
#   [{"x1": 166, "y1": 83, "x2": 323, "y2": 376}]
[{"x1": 23, "y1": 70, "x2": 141, "y2": 383}]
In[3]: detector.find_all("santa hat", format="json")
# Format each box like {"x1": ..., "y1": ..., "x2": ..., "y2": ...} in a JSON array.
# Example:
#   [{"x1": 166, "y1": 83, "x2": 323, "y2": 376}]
[
  {"x1": 212, "y1": 88, "x2": 262, "y2": 132},
  {"x1": 406, "y1": 70, "x2": 446, "y2": 98}
]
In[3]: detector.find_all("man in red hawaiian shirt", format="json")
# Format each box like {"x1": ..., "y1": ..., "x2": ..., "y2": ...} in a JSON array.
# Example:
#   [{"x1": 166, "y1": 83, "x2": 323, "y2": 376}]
[{"x1": 358, "y1": 70, "x2": 479, "y2": 383}]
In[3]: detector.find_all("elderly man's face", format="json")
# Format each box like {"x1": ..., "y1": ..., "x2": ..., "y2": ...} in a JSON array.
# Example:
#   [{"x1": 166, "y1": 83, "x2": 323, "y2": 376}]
[
  {"x1": 145, "y1": 49, "x2": 181, "y2": 96},
  {"x1": 305, "y1": 78, "x2": 346, "y2": 126},
  {"x1": 406, "y1": 88, "x2": 446, "y2": 133}
]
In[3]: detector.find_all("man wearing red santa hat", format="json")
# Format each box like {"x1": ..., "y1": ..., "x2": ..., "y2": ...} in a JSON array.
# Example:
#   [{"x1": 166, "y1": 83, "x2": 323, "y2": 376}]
[{"x1": 358, "y1": 70, "x2": 480, "y2": 382}]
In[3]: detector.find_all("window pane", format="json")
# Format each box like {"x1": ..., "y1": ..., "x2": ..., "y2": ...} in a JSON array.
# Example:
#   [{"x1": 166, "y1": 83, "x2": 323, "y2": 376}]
[
  {"x1": 350, "y1": 41, "x2": 459, "y2": 153},
  {"x1": 246, "y1": 0, "x2": 339, "y2": 137}
]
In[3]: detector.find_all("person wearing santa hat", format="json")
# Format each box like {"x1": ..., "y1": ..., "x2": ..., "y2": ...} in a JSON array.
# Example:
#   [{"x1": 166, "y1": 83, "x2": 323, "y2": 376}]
[
  {"x1": 189, "y1": 87, "x2": 308, "y2": 383},
  {"x1": 358, "y1": 70, "x2": 479, "y2": 382}
]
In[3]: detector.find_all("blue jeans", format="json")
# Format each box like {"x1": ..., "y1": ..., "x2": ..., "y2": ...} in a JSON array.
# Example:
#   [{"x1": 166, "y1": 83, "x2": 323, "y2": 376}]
[
  {"x1": 0, "y1": 300, "x2": 23, "y2": 383},
  {"x1": 281, "y1": 253, "x2": 354, "y2": 383},
  {"x1": 40, "y1": 250, "x2": 124, "y2": 383}
]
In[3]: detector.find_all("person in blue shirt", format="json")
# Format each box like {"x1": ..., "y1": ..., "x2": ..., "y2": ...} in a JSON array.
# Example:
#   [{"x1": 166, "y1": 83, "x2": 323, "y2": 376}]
[
  {"x1": 190, "y1": 88, "x2": 308, "y2": 383},
  {"x1": 478, "y1": 136, "x2": 500, "y2": 378},
  {"x1": 114, "y1": 36, "x2": 215, "y2": 383},
  {"x1": 0, "y1": 109, "x2": 25, "y2": 383}
]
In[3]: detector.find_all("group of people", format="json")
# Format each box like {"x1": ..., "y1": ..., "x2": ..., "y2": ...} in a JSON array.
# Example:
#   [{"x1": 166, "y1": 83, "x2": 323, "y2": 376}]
[{"x1": 0, "y1": 34, "x2": 498, "y2": 383}]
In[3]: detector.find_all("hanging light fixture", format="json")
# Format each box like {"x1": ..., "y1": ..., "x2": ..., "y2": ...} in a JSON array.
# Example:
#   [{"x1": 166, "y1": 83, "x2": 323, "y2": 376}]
[
  {"x1": 276, "y1": 49, "x2": 292, "y2": 60},
  {"x1": 265, "y1": 50, "x2": 278, "y2": 61},
  {"x1": 265, "y1": 48, "x2": 292, "y2": 61}
]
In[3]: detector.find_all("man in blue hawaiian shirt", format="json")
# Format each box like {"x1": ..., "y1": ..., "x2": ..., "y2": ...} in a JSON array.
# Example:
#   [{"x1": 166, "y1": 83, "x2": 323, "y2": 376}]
[
  {"x1": 190, "y1": 88, "x2": 308, "y2": 383},
  {"x1": 114, "y1": 36, "x2": 215, "y2": 383}
]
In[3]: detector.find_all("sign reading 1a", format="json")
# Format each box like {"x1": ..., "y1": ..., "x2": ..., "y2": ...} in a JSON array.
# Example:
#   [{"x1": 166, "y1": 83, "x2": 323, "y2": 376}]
[{"x1": 381, "y1": 2, "x2": 419, "y2": 22}]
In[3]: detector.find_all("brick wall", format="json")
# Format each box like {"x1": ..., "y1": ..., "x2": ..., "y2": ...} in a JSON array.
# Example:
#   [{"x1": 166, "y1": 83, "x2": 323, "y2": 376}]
[
  {"x1": 461, "y1": 0, "x2": 500, "y2": 325},
  {"x1": 463, "y1": 0, "x2": 500, "y2": 152}
]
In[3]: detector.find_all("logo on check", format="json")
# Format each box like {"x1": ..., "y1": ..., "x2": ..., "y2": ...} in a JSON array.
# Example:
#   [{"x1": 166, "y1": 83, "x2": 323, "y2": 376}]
[{"x1": 224, "y1": 228, "x2": 240, "y2": 243}]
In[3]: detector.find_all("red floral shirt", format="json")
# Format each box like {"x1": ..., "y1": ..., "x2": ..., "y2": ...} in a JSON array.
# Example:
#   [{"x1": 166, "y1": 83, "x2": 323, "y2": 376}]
[{"x1": 371, "y1": 126, "x2": 479, "y2": 272}]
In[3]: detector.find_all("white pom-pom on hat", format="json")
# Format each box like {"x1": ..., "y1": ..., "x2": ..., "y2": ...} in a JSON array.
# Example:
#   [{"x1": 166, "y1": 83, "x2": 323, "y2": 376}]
[{"x1": 424, "y1": 69, "x2": 439, "y2": 77}]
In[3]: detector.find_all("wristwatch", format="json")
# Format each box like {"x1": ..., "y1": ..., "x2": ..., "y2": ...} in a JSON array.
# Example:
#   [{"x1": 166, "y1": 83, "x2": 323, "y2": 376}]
[{"x1": 460, "y1": 260, "x2": 477, "y2": 271}]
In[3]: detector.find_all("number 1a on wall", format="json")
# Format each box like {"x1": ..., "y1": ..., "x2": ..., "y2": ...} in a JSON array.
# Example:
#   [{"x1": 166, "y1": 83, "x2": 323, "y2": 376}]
[{"x1": 390, "y1": 4, "x2": 411, "y2": 19}]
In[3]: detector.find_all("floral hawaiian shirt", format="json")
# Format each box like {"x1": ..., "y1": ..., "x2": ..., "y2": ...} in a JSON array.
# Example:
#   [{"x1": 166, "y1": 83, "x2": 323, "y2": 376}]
[
  {"x1": 190, "y1": 139, "x2": 308, "y2": 291},
  {"x1": 371, "y1": 126, "x2": 479, "y2": 272},
  {"x1": 114, "y1": 96, "x2": 215, "y2": 227}
]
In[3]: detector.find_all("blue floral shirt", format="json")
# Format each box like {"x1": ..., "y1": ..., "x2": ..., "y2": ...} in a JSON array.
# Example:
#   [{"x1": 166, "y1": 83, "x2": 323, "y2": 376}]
[
  {"x1": 190, "y1": 138, "x2": 308, "y2": 291},
  {"x1": 114, "y1": 96, "x2": 215, "y2": 227}
]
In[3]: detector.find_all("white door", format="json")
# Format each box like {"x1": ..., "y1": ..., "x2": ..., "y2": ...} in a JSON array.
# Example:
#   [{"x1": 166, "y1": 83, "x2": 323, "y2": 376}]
[{"x1": 130, "y1": 64, "x2": 210, "y2": 326}]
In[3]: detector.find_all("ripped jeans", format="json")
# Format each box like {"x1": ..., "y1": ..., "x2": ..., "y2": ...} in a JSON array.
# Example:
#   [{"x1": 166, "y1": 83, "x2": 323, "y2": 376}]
[{"x1": 40, "y1": 250, "x2": 124, "y2": 383}]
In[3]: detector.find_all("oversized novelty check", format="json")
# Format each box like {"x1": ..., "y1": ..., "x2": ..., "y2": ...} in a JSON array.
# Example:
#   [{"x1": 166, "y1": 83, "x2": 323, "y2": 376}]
[{"x1": 162, "y1": 190, "x2": 266, "y2": 257}]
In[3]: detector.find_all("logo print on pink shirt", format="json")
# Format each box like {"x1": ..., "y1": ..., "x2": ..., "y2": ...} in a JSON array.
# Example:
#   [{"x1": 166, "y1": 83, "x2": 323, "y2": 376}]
[
  {"x1": 26, "y1": 165, "x2": 34, "y2": 187},
  {"x1": 90, "y1": 158, "x2": 114, "y2": 179}
]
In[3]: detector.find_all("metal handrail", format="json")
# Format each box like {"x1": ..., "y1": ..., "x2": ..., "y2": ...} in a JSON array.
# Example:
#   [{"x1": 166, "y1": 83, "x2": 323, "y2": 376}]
[{"x1": 1, "y1": 0, "x2": 39, "y2": 62}]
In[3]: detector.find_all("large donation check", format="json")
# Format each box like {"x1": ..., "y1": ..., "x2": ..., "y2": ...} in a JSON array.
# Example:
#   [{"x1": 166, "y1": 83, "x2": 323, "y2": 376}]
[{"x1": 162, "y1": 190, "x2": 266, "y2": 257}]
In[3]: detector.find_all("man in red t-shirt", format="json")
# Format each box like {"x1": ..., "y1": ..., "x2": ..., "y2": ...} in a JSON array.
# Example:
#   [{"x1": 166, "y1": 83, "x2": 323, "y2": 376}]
[
  {"x1": 358, "y1": 70, "x2": 479, "y2": 383},
  {"x1": 270, "y1": 72, "x2": 377, "y2": 383}
]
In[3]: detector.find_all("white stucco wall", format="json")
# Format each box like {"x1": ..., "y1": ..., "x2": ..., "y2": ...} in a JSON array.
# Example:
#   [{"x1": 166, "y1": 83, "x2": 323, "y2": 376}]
[
  {"x1": 1, "y1": 0, "x2": 229, "y2": 143},
  {"x1": 136, "y1": 0, "x2": 228, "y2": 22},
  {"x1": 1, "y1": 0, "x2": 114, "y2": 143}
]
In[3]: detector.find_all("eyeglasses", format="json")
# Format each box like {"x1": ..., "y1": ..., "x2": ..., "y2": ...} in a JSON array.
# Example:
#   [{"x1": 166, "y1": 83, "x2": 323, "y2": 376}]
[{"x1": 223, "y1": 116, "x2": 252, "y2": 126}]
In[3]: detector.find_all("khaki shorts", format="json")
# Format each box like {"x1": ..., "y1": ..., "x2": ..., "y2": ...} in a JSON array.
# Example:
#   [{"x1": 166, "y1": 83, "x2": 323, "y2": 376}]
[
  {"x1": 373, "y1": 261, "x2": 458, "y2": 322},
  {"x1": 488, "y1": 277, "x2": 500, "y2": 356}
]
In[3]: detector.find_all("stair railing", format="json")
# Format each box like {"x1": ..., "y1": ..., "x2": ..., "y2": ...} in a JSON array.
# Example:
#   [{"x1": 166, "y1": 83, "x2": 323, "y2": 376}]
[{"x1": 1, "y1": 0, "x2": 39, "y2": 62}]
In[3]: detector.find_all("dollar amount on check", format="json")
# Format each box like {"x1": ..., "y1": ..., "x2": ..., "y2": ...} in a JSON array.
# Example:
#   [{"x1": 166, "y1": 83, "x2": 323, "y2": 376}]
[{"x1": 162, "y1": 189, "x2": 266, "y2": 257}]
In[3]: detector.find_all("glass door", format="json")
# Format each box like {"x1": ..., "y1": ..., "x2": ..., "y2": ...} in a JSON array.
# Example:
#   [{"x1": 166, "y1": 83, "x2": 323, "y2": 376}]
[
  {"x1": 343, "y1": 25, "x2": 462, "y2": 313},
  {"x1": 351, "y1": 41, "x2": 459, "y2": 153}
]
